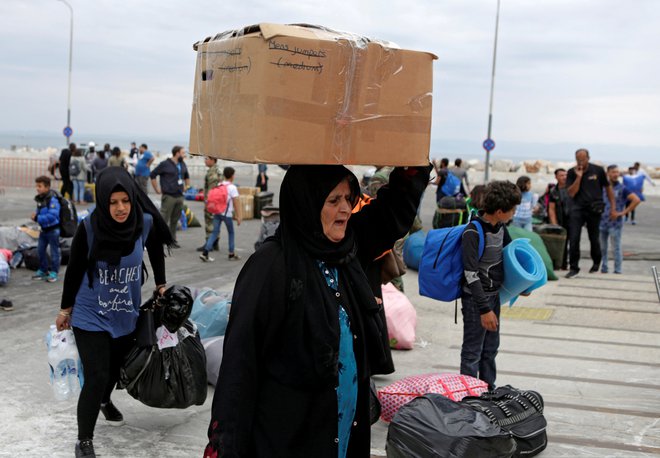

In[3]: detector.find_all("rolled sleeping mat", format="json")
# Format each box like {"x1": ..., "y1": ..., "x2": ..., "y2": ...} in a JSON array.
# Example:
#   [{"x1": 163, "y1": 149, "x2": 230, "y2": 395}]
[{"x1": 499, "y1": 238, "x2": 547, "y2": 306}]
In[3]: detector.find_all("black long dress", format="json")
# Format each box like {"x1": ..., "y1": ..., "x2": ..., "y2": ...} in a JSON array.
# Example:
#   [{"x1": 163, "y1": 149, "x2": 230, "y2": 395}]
[{"x1": 205, "y1": 165, "x2": 431, "y2": 458}]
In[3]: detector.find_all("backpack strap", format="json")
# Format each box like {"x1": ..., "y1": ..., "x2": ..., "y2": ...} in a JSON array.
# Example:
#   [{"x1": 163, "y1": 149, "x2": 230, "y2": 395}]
[
  {"x1": 455, "y1": 220, "x2": 486, "y2": 324},
  {"x1": 472, "y1": 219, "x2": 485, "y2": 259}
]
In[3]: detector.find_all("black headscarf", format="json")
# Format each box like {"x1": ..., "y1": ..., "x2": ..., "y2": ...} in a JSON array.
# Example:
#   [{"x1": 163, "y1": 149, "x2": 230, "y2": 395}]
[
  {"x1": 88, "y1": 168, "x2": 173, "y2": 281},
  {"x1": 275, "y1": 165, "x2": 389, "y2": 386}
]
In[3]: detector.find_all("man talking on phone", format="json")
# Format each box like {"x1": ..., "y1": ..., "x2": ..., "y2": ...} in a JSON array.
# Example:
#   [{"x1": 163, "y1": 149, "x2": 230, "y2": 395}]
[{"x1": 565, "y1": 148, "x2": 616, "y2": 278}]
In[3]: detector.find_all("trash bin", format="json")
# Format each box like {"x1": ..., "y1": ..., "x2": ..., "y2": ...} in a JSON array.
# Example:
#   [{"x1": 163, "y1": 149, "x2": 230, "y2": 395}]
[
  {"x1": 254, "y1": 191, "x2": 274, "y2": 219},
  {"x1": 533, "y1": 224, "x2": 567, "y2": 270}
]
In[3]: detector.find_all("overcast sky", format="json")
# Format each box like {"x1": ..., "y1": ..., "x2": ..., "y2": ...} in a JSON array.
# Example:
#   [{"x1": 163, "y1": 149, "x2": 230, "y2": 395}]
[{"x1": 2, "y1": 0, "x2": 659, "y2": 162}]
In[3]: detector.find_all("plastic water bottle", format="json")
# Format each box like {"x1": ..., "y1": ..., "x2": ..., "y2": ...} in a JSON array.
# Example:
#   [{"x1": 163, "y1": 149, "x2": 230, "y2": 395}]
[
  {"x1": 47, "y1": 325, "x2": 70, "y2": 401},
  {"x1": 46, "y1": 325, "x2": 83, "y2": 400}
]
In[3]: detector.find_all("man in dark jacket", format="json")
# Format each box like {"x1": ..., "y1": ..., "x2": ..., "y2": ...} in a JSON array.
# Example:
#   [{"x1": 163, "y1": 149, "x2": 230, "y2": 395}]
[
  {"x1": 150, "y1": 145, "x2": 190, "y2": 248},
  {"x1": 548, "y1": 168, "x2": 570, "y2": 269},
  {"x1": 59, "y1": 143, "x2": 75, "y2": 199},
  {"x1": 565, "y1": 148, "x2": 616, "y2": 278}
]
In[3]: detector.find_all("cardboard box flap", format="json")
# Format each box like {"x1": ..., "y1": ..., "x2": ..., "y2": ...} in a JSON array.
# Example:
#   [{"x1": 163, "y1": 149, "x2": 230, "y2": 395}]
[
  {"x1": 259, "y1": 23, "x2": 340, "y2": 41},
  {"x1": 194, "y1": 23, "x2": 438, "y2": 59}
]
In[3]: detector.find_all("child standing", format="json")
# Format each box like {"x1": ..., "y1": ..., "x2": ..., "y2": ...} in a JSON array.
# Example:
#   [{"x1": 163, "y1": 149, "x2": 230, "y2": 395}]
[
  {"x1": 461, "y1": 180, "x2": 521, "y2": 389},
  {"x1": 512, "y1": 176, "x2": 534, "y2": 231},
  {"x1": 200, "y1": 167, "x2": 242, "y2": 262},
  {"x1": 600, "y1": 165, "x2": 640, "y2": 274},
  {"x1": 32, "y1": 176, "x2": 61, "y2": 282}
]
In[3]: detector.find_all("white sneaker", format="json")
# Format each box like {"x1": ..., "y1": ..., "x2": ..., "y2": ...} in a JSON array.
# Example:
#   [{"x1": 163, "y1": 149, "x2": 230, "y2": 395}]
[{"x1": 199, "y1": 253, "x2": 215, "y2": 262}]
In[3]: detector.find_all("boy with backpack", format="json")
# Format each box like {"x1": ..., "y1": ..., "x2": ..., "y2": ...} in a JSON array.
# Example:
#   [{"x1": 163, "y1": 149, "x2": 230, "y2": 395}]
[
  {"x1": 460, "y1": 180, "x2": 521, "y2": 389},
  {"x1": 31, "y1": 176, "x2": 62, "y2": 282},
  {"x1": 200, "y1": 167, "x2": 242, "y2": 262}
]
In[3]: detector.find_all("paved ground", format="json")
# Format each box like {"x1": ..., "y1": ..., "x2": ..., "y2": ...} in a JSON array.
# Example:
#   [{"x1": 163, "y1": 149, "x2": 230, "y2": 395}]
[{"x1": 0, "y1": 169, "x2": 659, "y2": 457}]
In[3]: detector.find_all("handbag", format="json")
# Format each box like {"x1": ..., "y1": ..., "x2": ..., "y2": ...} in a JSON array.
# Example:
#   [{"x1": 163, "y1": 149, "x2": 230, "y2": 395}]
[{"x1": 589, "y1": 200, "x2": 605, "y2": 215}]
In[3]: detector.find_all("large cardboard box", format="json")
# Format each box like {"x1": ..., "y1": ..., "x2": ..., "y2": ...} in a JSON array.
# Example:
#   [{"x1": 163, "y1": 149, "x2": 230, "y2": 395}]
[
  {"x1": 237, "y1": 195, "x2": 254, "y2": 220},
  {"x1": 190, "y1": 23, "x2": 436, "y2": 166}
]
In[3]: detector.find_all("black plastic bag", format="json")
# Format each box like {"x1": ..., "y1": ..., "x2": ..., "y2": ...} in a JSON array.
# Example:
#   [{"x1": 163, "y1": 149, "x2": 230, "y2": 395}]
[
  {"x1": 120, "y1": 318, "x2": 207, "y2": 409},
  {"x1": 386, "y1": 393, "x2": 517, "y2": 458},
  {"x1": 156, "y1": 285, "x2": 194, "y2": 333}
]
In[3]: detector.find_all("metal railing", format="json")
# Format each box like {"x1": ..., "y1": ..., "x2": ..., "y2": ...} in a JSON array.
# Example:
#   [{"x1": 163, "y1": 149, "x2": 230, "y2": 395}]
[
  {"x1": 0, "y1": 157, "x2": 257, "y2": 189},
  {"x1": 0, "y1": 158, "x2": 51, "y2": 187}
]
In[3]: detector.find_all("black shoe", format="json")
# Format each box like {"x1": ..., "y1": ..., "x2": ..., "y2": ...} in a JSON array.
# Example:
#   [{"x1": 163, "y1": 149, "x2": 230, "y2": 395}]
[
  {"x1": 213, "y1": 241, "x2": 220, "y2": 251},
  {"x1": 1, "y1": 300, "x2": 13, "y2": 311},
  {"x1": 75, "y1": 439, "x2": 96, "y2": 457},
  {"x1": 100, "y1": 400, "x2": 124, "y2": 426},
  {"x1": 171, "y1": 242, "x2": 181, "y2": 249},
  {"x1": 589, "y1": 264, "x2": 599, "y2": 273},
  {"x1": 196, "y1": 245, "x2": 206, "y2": 252},
  {"x1": 565, "y1": 270, "x2": 580, "y2": 279}
]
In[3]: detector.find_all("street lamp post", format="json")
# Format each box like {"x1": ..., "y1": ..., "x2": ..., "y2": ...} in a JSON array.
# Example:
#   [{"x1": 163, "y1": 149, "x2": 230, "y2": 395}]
[
  {"x1": 57, "y1": 0, "x2": 73, "y2": 145},
  {"x1": 484, "y1": 0, "x2": 501, "y2": 183}
]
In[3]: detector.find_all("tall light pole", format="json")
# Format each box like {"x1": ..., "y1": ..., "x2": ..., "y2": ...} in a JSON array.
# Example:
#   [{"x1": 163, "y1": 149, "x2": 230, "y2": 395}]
[
  {"x1": 57, "y1": 0, "x2": 73, "y2": 145},
  {"x1": 484, "y1": 0, "x2": 501, "y2": 183}
]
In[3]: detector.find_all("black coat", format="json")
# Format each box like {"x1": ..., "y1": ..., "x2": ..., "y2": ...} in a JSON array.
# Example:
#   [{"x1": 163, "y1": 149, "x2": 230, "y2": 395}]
[
  {"x1": 206, "y1": 166, "x2": 430, "y2": 458},
  {"x1": 59, "y1": 148, "x2": 72, "y2": 179}
]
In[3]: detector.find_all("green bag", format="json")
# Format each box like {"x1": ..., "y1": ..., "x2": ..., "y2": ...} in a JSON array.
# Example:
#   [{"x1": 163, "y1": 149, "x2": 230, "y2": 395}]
[{"x1": 507, "y1": 225, "x2": 558, "y2": 281}]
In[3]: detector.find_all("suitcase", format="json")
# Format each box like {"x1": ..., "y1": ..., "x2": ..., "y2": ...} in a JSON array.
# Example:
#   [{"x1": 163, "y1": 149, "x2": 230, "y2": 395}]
[{"x1": 461, "y1": 385, "x2": 547, "y2": 457}]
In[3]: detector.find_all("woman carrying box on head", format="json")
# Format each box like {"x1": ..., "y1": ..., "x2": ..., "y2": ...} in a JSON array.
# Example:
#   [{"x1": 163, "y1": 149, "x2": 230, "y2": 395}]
[{"x1": 204, "y1": 164, "x2": 431, "y2": 457}]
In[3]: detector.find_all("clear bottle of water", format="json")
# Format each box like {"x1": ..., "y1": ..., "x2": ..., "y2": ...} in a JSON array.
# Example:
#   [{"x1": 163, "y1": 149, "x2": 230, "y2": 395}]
[
  {"x1": 67, "y1": 353, "x2": 83, "y2": 396},
  {"x1": 47, "y1": 328, "x2": 71, "y2": 401},
  {"x1": 46, "y1": 325, "x2": 83, "y2": 401}
]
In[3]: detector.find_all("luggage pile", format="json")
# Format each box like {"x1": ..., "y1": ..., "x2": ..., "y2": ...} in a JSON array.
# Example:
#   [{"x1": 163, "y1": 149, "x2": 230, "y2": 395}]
[
  {"x1": 386, "y1": 384, "x2": 548, "y2": 458},
  {"x1": 378, "y1": 373, "x2": 488, "y2": 422}
]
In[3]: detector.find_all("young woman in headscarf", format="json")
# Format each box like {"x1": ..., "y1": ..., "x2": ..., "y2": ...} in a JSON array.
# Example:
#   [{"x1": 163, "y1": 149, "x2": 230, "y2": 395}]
[
  {"x1": 55, "y1": 167, "x2": 173, "y2": 458},
  {"x1": 205, "y1": 164, "x2": 431, "y2": 457}
]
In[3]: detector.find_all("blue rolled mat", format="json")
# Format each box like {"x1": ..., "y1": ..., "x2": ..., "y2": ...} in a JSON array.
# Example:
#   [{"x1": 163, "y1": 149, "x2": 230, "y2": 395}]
[
  {"x1": 403, "y1": 230, "x2": 426, "y2": 271},
  {"x1": 499, "y1": 238, "x2": 547, "y2": 306}
]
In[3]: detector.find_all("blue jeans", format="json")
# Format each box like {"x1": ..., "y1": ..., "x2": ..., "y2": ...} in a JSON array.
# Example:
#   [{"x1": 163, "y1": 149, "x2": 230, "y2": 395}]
[
  {"x1": 460, "y1": 293, "x2": 501, "y2": 389},
  {"x1": 512, "y1": 218, "x2": 532, "y2": 232},
  {"x1": 204, "y1": 214, "x2": 234, "y2": 254},
  {"x1": 38, "y1": 228, "x2": 61, "y2": 273},
  {"x1": 600, "y1": 225, "x2": 622, "y2": 273},
  {"x1": 73, "y1": 179, "x2": 85, "y2": 202}
]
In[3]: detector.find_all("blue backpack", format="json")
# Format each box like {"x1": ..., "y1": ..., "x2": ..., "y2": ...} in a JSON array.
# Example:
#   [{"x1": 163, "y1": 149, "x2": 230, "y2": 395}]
[
  {"x1": 441, "y1": 171, "x2": 462, "y2": 197},
  {"x1": 419, "y1": 220, "x2": 484, "y2": 303}
]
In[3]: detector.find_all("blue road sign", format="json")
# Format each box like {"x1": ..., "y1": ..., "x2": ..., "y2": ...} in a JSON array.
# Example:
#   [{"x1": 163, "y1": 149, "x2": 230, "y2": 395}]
[
  {"x1": 63, "y1": 126, "x2": 73, "y2": 137},
  {"x1": 483, "y1": 138, "x2": 495, "y2": 152}
]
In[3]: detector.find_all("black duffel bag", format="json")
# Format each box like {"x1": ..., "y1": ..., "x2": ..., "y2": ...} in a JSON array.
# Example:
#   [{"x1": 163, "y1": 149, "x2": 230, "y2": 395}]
[
  {"x1": 461, "y1": 385, "x2": 547, "y2": 457},
  {"x1": 387, "y1": 393, "x2": 517, "y2": 458},
  {"x1": 119, "y1": 293, "x2": 207, "y2": 409}
]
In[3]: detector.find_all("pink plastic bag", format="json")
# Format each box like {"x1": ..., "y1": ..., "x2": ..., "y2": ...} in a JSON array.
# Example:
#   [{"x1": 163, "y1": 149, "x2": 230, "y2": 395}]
[
  {"x1": 382, "y1": 282, "x2": 417, "y2": 350},
  {"x1": 378, "y1": 373, "x2": 489, "y2": 422}
]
